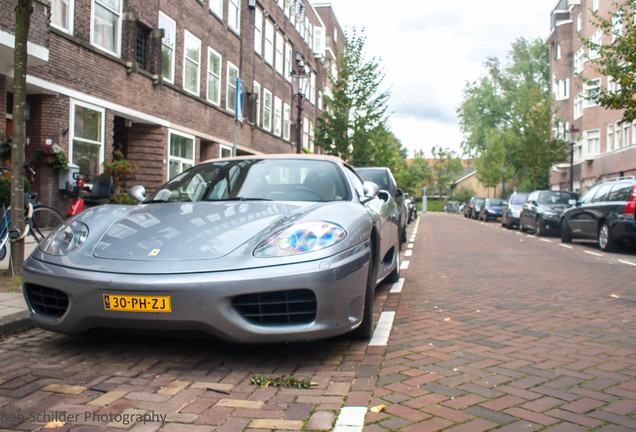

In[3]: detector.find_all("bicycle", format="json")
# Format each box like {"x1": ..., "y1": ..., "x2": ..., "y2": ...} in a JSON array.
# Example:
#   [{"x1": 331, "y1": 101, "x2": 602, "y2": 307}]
[{"x1": 0, "y1": 166, "x2": 65, "y2": 261}]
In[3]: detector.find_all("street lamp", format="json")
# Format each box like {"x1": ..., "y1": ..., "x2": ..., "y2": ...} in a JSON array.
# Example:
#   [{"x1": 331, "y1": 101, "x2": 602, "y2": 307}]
[
  {"x1": 291, "y1": 63, "x2": 310, "y2": 154},
  {"x1": 566, "y1": 124, "x2": 580, "y2": 192}
]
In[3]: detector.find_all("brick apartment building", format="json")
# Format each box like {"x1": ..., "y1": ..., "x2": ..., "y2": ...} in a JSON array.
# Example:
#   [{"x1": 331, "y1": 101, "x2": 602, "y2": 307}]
[
  {"x1": 547, "y1": 0, "x2": 636, "y2": 193},
  {"x1": 0, "y1": 0, "x2": 344, "y2": 212}
]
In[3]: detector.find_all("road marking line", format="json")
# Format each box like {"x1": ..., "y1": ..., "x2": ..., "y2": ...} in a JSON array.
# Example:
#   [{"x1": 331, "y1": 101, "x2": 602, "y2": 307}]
[
  {"x1": 407, "y1": 243, "x2": 414, "y2": 249},
  {"x1": 559, "y1": 244, "x2": 573, "y2": 249},
  {"x1": 584, "y1": 250, "x2": 603, "y2": 257},
  {"x1": 400, "y1": 260, "x2": 410, "y2": 270},
  {"x1": 405, "y1": 249, "x2": 412, "y2": 257},
  {"x1": 369, "y1": 311, "x2": 396, "y2": 346},
  {"x1": 619, "y1": 259, "x2": 636, "y2": 267},
  {"x1": 334, "y1": 406, "x2": 367, "y2": 432},
  {"x1": 390, "y1": 278, "x2": 405, "y2": 294},
  {"x1": 540, "y1": 239, "x2": 552, "y2": 243},
  {"x1": 409, "y1": 236, "x2": 416, "y2": 242}
]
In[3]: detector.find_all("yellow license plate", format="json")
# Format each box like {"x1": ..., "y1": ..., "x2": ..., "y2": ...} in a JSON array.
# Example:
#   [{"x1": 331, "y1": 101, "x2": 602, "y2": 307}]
[{"x1": 103, "y1": 294, "x2": 171, "y2": 312}]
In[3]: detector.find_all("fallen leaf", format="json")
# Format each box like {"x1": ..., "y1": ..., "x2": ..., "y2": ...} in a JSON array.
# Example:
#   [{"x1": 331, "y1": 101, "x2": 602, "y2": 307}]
[
  {"x1": 370, "y1": 404, "x2": 386, "y2": 413},
  {"x1": 44, "y1": 421, "x2": 66, "y2": 429},
  {"x1": 444, "y1": 317, "x2": 452, "y2": 322},
  {"x1": 610, "y1": 294, "x2": 620, "y2": 298}
]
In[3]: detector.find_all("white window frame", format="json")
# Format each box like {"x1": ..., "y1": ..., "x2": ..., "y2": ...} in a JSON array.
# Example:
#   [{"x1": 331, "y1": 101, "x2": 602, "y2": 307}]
[
  {"x1": 159, "y1": 12, "x2": 176, "y2": 84},
  {"x1": 592, "y1": 0, "x2": 599, "y2": 12},
  {"x1": 253, "y1": 81, "x2": 261, "y2": 127},
  {"x1": 274, "y1": 96, "x2": 282, "y2": 136},
  {"x1": 264, "y1": 20, "x2": 274, "y2": 66},
  {"x1": 275, "y1": 31, "x2": 284, "y2": 75},
  {"x1": 284, "y1": 41, "x2": 292, "y2": 82},
  {"x1": 586, "y1": 129, "x2": 600, "y2": 156},
  {"x1": 254, "y1": 8, "x2": 263, "y2": 56},
  {"x1": 220, "y1": 145, "x2": 232, "y2": 158},
  {"x1": 583, "y1": 79, "x2": 601, "y2": 108},
  {"x1": 624, "y1": 121, "x2": 630, "y2": 148},
  {"x1": 226, "y1": 62, "x2": 239, "y2": 113},
  {"x1": 555, "y1": 43, "x2": 561, "y2": 60},
  {"x1": 574, "y1": 93, "x2": 583, "y2": 119},
  {"x1": 576, "y1": 13, "x2": 582, "y2": 32},
  {"x1": 228, "y1": 0, "x2": 240, "y2": 34},
  {"x1": 615, "y1": 122, "x2": 622, "y2": 149},
  {"x1": 283, "y1": 103, "x2": 291, "y2": 140},
  {"x1": 168, "y1": 130, "x2": 195, "y2": 180},
  {"x1": 309, "y1": 72, "x2": 316, "y2": 105},
  {"x1": 183, "y1": 30, "x2": 201, "y2": 96},
  {"x1": 632, "y1": 120, "x2": 636, "y2": 146},
  {"x1": 263, "y1": 89, "x2": 273, "y2": 132},
  {"x1": 573, "y1": 47, "x2": 585, "y2": 74},
  {"x1": 607, "y1": 124, "x2": 614, "y2": 152},
  {"x1": 210, "y1": 0, "x2": 223, "y2": 20},
  {"x1": 589, "y1": 30, "x2": 602, "y2": 60},
  {"x1": 70, "y1": 99, "x2": 105, "y2": 177},
  {"x1": 91, "y1": 0, "x2": 122, "y2": 56},
  {"x1": 51, "y1": 0, "x2": 74, "y2": 34},
  {"x1": 612, "y1": 15, "x2": 623, "y2": 42},
  {"x1": 207, "y1": 47, "x2": 222, "y2": 106}
]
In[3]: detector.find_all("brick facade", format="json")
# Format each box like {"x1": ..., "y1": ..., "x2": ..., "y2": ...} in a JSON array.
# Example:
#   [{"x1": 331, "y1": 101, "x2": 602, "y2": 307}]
[
  {"x1": 1, "y1": 0, "x2": 341, "y2": 208},
  {"x1": 547, "y1": 0, "x2": 636, "y2": 193}
]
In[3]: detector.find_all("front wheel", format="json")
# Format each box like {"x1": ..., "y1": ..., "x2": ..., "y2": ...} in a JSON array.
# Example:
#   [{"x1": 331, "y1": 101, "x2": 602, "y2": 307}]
[
  {"x1": 535, "y1": 218, "x2": 544, "y2": 236},
  {"x1": 351, "y1": 249, "x2": 377, "y2": 339},
  {"x1": 561, "y1": 219, "x2": 572, "y2": 243},
  {"x1": 29, "y1": 206, "x2": 64, "y2": 243},
  {"x1": 598, "y1": 222, "x2": 618, "y2": 252}
]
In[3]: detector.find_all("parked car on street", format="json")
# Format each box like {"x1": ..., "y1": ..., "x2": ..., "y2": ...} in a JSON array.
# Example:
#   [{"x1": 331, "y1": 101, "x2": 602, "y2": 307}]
[
  {"x1": 21, "y1": 155, "x2": 403, "y2": 343},
  {"x1": 355, "y1": 167, "x2": 408, "y2": 243},
  {"x1": 471, "y1": 198, "x2": 485, "y2": 219},
  {"x1": 561, "y1": 176, "x2": 636, "y2": 252},
  {"x1": 479, "y1": 198, "x2": 506, "y2": 221},
  {"x1": 403, "y1": 193, "x2": 418, "y2": 223},
  {"x1": 519, "y1": 190, "x2": 579, "y2": 236},
  {"x1": 501, "y1": 192, "x2": 529, "y2": 229}
]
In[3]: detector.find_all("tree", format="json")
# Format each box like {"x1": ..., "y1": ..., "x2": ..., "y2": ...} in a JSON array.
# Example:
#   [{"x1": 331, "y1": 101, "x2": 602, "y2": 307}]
[
  {"x1": 585, "y1": 1, "x2": 636, "y2": 122},
  {"x1": 402, "y1": 150, "x2": 431, "y2": 199},
  {"x1": 458, "y1": 38, "x2": 568, "y2": 190},
  {"x1": 316, "y1": 28, "x2": 391, "y2": 165},
  {"x1": 10, "y1": 0, "x2": 33, "y2": 274},
  {"x1": 429, "y1": 146, "x2": 464, "y2": 198}
]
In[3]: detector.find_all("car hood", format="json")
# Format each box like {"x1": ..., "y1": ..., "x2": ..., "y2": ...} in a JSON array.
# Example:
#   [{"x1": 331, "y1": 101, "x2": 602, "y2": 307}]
[
  {"x1": 93, "y1": 201, "x2": 294, "y2": 261},
  {"x1": 538, "y1": 204, "x2": 570, "y2": 213}
]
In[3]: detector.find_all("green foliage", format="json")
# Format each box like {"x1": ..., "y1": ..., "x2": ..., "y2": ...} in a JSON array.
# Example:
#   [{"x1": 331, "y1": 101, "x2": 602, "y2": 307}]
[
  {"x1": 429, "y1": 146, "x2": 464, "y2": 198},
  {"x1": 454, "y1": 186, "x2": 475, "y2": 203},
  {"x1": 425, "y1": 198, "x2": 448, "y2": 212},
  {"x1": 584, "y1": 1, "x2": 636, "y2": 123},
  {"x1": 458, "y1": 38, "x2": 568, "y2": 191},
  {"x1": 0, "y1": 177, "x2": 31, "y2": 206},
  {"x1": 249, "y1": 375, "x2": 316, "y2": 389},
  {"x1": 316, "y1": 28, "x2": 391, "y2": 165},
  {"x1": 34, "y1": 144, "x2": 69, "y2": 171},
  {"x1": 103, "y1": 151, "x2": 137, "y2": 187},
  {"x1": 0, "y1": 138, "x2": 11, "y2": 160}
]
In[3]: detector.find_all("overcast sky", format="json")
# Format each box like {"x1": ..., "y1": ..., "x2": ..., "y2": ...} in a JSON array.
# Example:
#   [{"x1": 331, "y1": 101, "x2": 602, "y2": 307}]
[{"x1": 318, "y1": 0, "x2": 560, "y2": 158}]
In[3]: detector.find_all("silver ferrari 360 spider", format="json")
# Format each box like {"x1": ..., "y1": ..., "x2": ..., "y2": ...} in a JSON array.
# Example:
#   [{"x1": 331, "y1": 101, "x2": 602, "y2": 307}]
[{"x1": 21, "y1": 155, "x2": 402, "y2": 343}]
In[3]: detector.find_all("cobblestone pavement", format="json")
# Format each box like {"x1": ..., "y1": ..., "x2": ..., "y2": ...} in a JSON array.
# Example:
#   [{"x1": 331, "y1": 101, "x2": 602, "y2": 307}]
[{"x1": 0, "y1": 213, "x2": 635, "y2": 431}]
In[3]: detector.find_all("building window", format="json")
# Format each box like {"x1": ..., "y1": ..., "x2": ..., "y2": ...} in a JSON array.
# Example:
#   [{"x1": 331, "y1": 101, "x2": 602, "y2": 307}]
[
  {"x1": 555, "y1": 43, "x2": 561, "y2": 60},
  {"x1": 210, "y1": 0, "x2": 223, "y2": 20},
  {"x1": 207, "y1": 48, "x2": 222, "y2": 106},
  {"x1": 71, "y1": 101, "x2": 104, "y2": 178},
  {"x1": 51, "y1": 0, "x2": 74, "y2": 34},
  {"x1": 303, "y1": 117, "x2": 309, "y2": 151},
  {"x1": 592, "y1": 0, "x2": 599, "y2": 11},
  {"x1": 253, "y1": 81, "x2": 261, "y2": 127},
  {"x1": 264, "y1": 20, "x2": 274, "y2": 66},
  {"x1": 632, "y1": 120, "x2": 636, "y2": 146},
  {"x1": 254, "y1": 8, "x2": 263, "y2": 56},
  {"x1": 309, "y1": 72, "x2": 315, "y2": 104},
  {"x1": 183, "y1": 31, "x2": 201, "y2": 96},
  {"x1": 587, "y1": 129, "x2": 600, "y2": 155},
  {"x1": 226, "y1": 62, "x2": 239, "y2": 113},
  {"x1": 607, "y1": 124, "x2": 614, "y2": 152},
  {"x1": 274, "y1": 96, "x2": 282, "y2": 136},
  {"x1": 92, "y1": 0, "x2": 122, "y2": 56},
  {"x1": 228, "y1": 0, "x2": 240, "y2": 33},
  {"x1": 263, "y1": 89, "x2": 272, "y2": 131},
  {"x1": 576, "y1": 13, "x2": 582, "y2": 32},
  {"x1": 573, "y1": 47, "x2": 585, "y2": 74},
  {"x1": 284, "y1": 42, "x2": 292, "y2": 81},
  {"x1": 589, "y1": 30, "x2": 602, "y2": 59},
  {"x1": 275, "y1": 32, "x2": 284, "y2": 75},
  {"x1": 574, "y1": 93, "x2": 583, "y2": 119},
  {"x1": 168, "y1": 131, "x2": 195, "y2": 180},
  {"x1": 583, "y1": 79, "x2": 600, "y2": 108},
  {"x1": 283, "y1": 103, "x2": 291, "y2": 140},
  {"x1": 159, "y1": 12, "x2": 176, "y2": 83},
  {"x1": 624, "y1": 122, "x2": 630, "y2": 148},
  {"x1": 220, "y1": 145, "x2": 232, "y2": 158},
  {"x1": 612, "y1": 15, "x2": 623, "y2": 42},
  {"x1": 136, "y1": 24, "x2": 151, "y2": 71}
]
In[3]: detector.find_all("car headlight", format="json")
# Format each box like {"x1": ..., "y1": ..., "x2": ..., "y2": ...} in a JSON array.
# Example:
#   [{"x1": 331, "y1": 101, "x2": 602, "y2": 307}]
[
  {"x1": 254, "y1": 221, "x2": 346, "y2": 257},
  {"x1": 39, "y1": 220, "x2": 89, "y2": 256},
  {"x1": 511, "y1": 209, "x2": 520, "y2": 218}
]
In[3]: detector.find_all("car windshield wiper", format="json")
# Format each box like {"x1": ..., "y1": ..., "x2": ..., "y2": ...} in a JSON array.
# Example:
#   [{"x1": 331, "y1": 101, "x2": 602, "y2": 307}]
[{"x1": 205, "y1": 197, "x2": 271, "y2": 202}]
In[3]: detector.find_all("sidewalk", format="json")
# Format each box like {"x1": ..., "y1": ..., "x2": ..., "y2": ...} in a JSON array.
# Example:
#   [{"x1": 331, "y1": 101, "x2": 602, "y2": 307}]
[{"x1": 0, "y1": 239, "x2": 36, "y2": 336}]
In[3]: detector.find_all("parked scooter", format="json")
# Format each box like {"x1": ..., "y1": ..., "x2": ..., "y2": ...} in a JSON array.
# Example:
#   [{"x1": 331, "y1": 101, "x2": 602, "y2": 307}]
[
  {"x1": 67, "y1": 173, "x2": 116, "y2": 217},
  {"x1": 67, "y1": 172, "x2": 90, "y2": 216}
]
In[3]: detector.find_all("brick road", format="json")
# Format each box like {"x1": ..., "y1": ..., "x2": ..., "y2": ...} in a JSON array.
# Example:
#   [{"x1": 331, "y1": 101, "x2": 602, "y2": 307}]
[{"x1": 0, "y1": 213, "x2": 634, "y2": 431}]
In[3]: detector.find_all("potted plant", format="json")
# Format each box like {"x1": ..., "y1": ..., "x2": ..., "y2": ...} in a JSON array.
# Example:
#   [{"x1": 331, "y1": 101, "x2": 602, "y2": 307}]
[{"x1": 34, "y1": 144, "x2": 69, "y2": 171}]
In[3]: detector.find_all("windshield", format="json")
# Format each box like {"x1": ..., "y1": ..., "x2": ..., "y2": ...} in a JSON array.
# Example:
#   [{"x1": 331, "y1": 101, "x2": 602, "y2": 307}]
[
  {"x1": 356, "y1": 169, "x2": 390, "y2": 190},
  {"x1": 148, "y1": 159, "x2": 349, "y2": 203},
  {"x1": 511, "y1": 194, "x2": 528, "y2": 205},
  {"x1": 486, "y1": 198, "x2": 505, "y2": 206},
  {"x1": 538, "y1": 191, "x2": 577, "y2": 205}
]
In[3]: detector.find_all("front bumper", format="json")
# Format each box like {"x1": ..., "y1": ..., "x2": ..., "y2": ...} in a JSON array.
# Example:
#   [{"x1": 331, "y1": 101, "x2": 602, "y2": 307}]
[{"x1": 21, "y1": 243, "x2": 370, "y2": 343}]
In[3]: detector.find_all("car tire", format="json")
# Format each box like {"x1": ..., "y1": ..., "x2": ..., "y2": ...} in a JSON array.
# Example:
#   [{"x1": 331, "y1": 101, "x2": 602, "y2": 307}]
[
  {"x1": 385, "y1": 244, "x2": 400, "y2": 284},
  {"x1": 535, "y1": 217, "x2": 544, "y2": 236},
  {"x1": 351, "y1": 248, "x2": 377, "y2": 339},
  {"x1": 598, "y1": 222, "x2": 618, "y2": 252},
  {"x1": 561, "y1": 219, "x2": 572, "y2": 243}
]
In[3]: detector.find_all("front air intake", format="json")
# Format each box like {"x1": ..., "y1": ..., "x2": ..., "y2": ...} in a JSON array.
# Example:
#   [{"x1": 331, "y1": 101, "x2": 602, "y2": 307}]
[{"x1": 232, "y1": 289, "x2": 317, "y2": 325}]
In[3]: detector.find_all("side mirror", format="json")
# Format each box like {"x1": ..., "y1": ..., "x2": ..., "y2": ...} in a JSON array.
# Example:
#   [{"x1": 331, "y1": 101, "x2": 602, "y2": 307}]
[
  {"x1": 363, "y1": 181, "x2": 380, "y2": 198},
  {"x1": 569, "y1": 199, "x2": 578, "y2": 206},
  {"x1": 128, "y1": 185, "x2": 146, "y2": 203},
  {"x1": 531, "y1": 200, "x2": 539, "y2": 206},
  {"x1": 396, "y1": 188, "x2": 404, "y2": 198}
]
